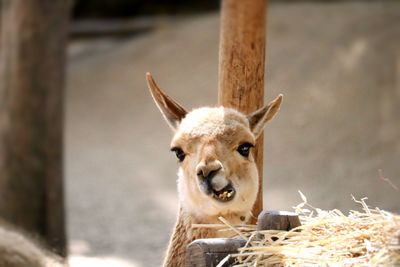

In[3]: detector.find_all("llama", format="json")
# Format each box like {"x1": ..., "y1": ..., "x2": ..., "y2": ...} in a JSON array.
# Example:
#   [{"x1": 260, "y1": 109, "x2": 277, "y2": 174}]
[{"x1": 146, "y1": 73, "x2": 282, "y2": 267}]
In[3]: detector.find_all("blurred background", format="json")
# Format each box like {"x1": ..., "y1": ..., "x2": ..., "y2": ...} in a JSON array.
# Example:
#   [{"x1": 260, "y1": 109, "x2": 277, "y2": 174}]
[{"x1": 1, "y1": 0, "x2": 399, "y2": 266}]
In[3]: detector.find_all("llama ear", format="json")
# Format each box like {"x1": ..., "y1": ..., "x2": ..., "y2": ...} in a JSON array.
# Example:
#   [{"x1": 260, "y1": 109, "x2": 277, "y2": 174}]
[
  {"x1": 247, "y1": 94, "x2": 283, "y2": 139},
  {"x1": 146, "y1": 72, "x2": 188, "y2": 131}
]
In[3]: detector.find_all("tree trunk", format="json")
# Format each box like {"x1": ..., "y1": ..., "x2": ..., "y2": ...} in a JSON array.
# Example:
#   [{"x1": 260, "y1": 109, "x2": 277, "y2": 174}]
[
  {"x1": 218, "y1": 0, "x2": 268, "y2": 222},
  {"x1": 0, "y1": 0, "x2": 71, "y2": 256}
]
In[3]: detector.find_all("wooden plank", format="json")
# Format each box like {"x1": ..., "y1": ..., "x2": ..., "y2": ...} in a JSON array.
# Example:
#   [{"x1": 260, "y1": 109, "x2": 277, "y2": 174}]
[
  {"x1": 0, "y1": 0, "x2": 71, "y2": 256},
  {"x1": 218, "y1": 0, "x2": 268, "y2": 222},
  {"x1": 257, "y1": 210, "x2": 301, "y2": 231},
  {"x1": 185, "y1": 211, "x2": 301, "y2": 266},
  {"x1": 186, "y1": 238, "x2": 246, "y2": 267}
]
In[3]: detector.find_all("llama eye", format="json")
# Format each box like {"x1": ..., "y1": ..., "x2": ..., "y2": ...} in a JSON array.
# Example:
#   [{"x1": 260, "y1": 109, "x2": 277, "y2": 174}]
[
  {"x1": 171, "y1": 147, "x2": 186, "y2": 162},
  {"x1": 237, "y1": 143, "x2": 254, "y2": 157}
]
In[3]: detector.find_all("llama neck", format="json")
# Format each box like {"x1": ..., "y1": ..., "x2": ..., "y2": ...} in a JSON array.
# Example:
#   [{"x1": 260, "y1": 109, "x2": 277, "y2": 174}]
[
  {"x1": 162, "y1": 208, "x2": 218, "y2": 267},
  {"x1": 163, "y1": 207, "x2": 251, "y2": 267}
]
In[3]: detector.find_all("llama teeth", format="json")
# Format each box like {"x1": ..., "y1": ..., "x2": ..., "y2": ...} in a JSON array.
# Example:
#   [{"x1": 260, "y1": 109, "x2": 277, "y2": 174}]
[
  {"x1": 218, "y1": 190, "x2": 232, "y2": 200},
  {"x1": 212, "y1": 185, "x2": 235, "y2": 201}
]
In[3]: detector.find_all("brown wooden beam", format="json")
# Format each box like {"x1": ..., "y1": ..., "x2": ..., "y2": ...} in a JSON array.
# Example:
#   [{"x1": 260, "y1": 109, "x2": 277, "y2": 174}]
[
  {"x1": 186, "y1": 238, "x2": 246, "y2": 267},
  {"x1": 218, "y1": 0, "x2": 268, "y2": 222},
  {"x1": 0, "y1": 0, "x2": 71, "y2": 256}
]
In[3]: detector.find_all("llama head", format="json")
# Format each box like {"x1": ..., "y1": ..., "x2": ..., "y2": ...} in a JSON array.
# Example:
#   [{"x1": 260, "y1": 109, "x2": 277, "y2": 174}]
[{"x1": 147, "y1": 73, "x2": 282, "y2": 219}]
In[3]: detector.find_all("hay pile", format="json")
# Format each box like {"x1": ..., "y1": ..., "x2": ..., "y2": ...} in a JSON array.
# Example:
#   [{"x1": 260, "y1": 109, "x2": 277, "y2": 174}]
[{"x1": 213, "y1": 193, "x2": 400, "y2": 266}]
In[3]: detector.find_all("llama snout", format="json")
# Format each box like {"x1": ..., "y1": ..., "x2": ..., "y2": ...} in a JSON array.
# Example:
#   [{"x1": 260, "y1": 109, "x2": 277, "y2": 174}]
[
  {"x1": 196, "y1": 161, "x2": 223, "y2": 194},
  {"x1": 196, "y1": 161, "x2": 235, "y2": 202},
  {"x1": 196, "y1": 161, "x2": 225, "y2": 192}
]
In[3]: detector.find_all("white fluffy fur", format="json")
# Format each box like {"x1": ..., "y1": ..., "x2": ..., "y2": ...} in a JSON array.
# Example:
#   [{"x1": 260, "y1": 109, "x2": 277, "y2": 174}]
[
  {"x1": 175, "y1": 107, "x2": 250, "y2": 138},
  {"x1": 0, "y1": 224, "x2": 64, "y2": 267}
]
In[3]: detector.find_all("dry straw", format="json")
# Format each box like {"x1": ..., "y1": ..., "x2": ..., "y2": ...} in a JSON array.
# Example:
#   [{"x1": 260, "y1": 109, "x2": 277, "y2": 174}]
[{"x1": 196, "y1": 192, "x2": 400, "y2": 266}]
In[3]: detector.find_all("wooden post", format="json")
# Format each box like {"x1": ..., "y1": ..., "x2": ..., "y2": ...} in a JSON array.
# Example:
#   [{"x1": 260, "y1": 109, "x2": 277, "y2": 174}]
[
  {"x1": 0, "y1": 0, "x2": 71, "y2": 256},
  {"x1": 186, "y1": 238, "x2": 246, "y2": 267},
  {"x1": 257, "y1": 210, "x2": 301, "y2": 232},
  {"x1": 185, "y1": 212, "x2": 300, "y2": 267},
  {"x1": 218, "y1": 0, "x2": 267, "y2": 221}
]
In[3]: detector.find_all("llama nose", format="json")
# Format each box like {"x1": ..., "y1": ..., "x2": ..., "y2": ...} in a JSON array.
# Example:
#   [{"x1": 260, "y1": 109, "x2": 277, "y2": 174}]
[{"x1": 196, "y1": 162, "x2": 222, "y2": 181}]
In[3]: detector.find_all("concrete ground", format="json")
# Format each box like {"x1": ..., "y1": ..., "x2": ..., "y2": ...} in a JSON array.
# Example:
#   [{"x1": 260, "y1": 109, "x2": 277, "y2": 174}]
[{"x1": 65, "y1": 2, "x2": 400, "y2": 266}]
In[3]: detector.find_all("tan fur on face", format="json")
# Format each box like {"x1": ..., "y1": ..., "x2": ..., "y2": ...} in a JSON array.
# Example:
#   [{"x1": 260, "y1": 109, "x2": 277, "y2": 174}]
[{"x1": 172, "y1": 107, "x2": 259, "y2": 221}]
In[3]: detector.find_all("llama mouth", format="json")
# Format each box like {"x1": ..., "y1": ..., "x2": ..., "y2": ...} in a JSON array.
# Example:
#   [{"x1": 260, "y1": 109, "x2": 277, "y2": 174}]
[{"x1": 212, "y1": 184, "x2": 235, "y2": 202}]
